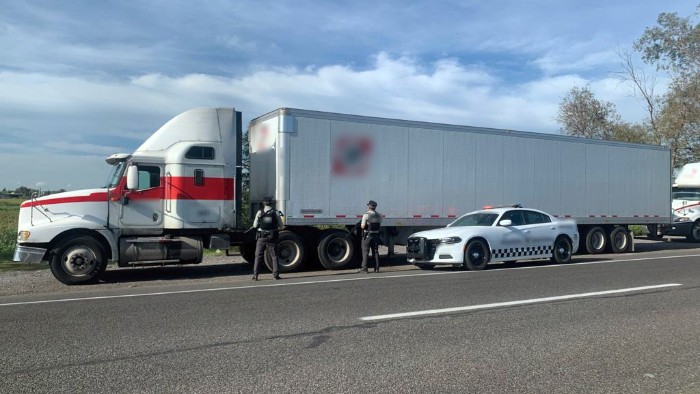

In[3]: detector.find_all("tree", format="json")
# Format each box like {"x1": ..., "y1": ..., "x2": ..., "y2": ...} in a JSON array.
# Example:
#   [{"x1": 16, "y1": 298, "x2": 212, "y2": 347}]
[
  {"x1": 633, "y1": 6, "x2": 700, "y2": 166},
  {"x1": 557, "y1": 86, "x2": 624, "y2": 140}
]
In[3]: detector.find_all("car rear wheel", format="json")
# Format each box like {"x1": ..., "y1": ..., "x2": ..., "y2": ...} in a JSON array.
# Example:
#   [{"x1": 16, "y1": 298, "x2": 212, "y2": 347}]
[
  {"x1": 551, "y1": 236, "x2": 573, "y2": 264},
  {"x1": 463, "y1": 239, "x2": 490, "y2": 271}
]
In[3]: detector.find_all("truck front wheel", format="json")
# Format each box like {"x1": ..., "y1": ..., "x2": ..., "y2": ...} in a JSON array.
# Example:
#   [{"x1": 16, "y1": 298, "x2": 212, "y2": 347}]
[
  {"x1": 50, "y1": 236, "x2": 107, "y2": 285},
  {"x1": 688, "y1": 221, "x2": 700, "y2": 242},
  {"x1": 265, "y1": 231, "x2": 305, "y2": 272}
]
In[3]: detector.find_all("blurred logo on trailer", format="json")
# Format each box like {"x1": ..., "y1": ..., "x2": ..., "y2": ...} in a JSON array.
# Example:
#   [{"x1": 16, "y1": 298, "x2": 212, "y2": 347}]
[{"x1": 331, "y1": 135, "x2": 373, "y2": 176}]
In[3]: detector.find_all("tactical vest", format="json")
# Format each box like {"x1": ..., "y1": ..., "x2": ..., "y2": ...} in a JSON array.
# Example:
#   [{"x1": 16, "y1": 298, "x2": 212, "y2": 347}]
[
  {"x1": 258, "y1": 209, "x2": 279, "y2": 231},
  {"x1": 365, "y1": 211, "x2": 381, "y2": 233}
]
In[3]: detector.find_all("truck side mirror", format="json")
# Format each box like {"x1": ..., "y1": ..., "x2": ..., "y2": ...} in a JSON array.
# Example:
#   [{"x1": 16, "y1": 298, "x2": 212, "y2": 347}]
[{"x1": 126, "y1": 165, "x2": 139, "y2": 190}]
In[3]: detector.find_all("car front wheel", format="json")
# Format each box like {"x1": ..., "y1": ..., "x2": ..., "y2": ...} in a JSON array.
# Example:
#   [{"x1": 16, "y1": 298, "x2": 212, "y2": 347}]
[{"x1": 463, "y1": 239, "x2": 490, "y2": 270}]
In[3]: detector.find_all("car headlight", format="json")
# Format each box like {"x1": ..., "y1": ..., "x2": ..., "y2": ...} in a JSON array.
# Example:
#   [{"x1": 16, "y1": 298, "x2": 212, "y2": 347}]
[{"x1": 439, "y1": 236, "x2": 462, "y2": 244}]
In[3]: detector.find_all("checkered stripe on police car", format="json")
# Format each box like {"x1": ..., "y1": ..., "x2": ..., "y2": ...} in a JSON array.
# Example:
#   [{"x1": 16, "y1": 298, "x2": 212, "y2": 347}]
[{"x1": 492, "y1": 246, "x2": 553, "y2": 259}]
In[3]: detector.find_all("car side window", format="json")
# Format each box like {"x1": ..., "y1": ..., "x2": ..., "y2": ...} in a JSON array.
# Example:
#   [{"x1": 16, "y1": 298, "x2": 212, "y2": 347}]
[
  {"x1": 501, "y1": 210, "x2": 525, "y2": 226},
  {"x1": 524, "y1": 210, "x2": 551, "y2": 224}
]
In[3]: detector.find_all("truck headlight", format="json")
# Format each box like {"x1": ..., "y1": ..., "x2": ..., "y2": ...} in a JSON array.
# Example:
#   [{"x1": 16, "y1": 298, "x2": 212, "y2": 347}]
[
  {"x1": 17, "y1": 231, "x2": 30, "y2": 241},
  {"x1": 675, "y1": 217, "x2": 690, "y2": 222},
  {"x1": 439, "y1": 236, "x2": 462, "y2": 244}
]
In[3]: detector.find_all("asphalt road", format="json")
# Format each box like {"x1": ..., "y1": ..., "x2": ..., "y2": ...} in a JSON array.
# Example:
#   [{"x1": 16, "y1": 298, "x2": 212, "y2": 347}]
[{"x1": 1, "y1": 242, "x2": 699, "y2": 393}]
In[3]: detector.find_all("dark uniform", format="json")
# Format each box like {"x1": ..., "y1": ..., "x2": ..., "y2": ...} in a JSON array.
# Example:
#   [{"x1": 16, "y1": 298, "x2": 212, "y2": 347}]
[
  {"x1": 360, "y1": 200, "x2": 382, "y2": 273},
  {"x1": 252, "y1": 197, "x2": 284, "y2": 280}
]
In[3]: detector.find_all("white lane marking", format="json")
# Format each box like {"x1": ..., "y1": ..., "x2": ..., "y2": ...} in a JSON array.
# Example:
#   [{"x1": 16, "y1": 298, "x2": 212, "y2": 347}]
[
  {"x1": 360, "y1": 283, "x2": 683, "y2": 321},
  {"x1": 0, "y1": 253, "x2": 697, "y2": 307}
]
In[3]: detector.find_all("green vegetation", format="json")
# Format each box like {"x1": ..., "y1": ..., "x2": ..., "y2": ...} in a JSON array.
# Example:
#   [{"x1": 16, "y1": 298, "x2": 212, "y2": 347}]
[{"x1": 0, "y1": 199, "x2": 48, "y2": 270}]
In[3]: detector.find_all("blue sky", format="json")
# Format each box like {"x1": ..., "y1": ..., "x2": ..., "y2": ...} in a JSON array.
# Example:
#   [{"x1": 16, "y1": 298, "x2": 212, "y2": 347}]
[{"x1": 1, "y1": 0, "x2": 697, "y2": 191}]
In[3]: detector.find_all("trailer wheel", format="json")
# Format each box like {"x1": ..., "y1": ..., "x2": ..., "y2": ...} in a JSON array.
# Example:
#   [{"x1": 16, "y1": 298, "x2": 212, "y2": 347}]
[
  {"x1": 609, "y1": 227, "x2": 631, "y2": 253},
  {"x1": 551, "y1": 236, "x2": 573, "y2": 264},
  {"x1": 463, "y1": 239, "x2": 490, "y2": 270},
  {"x1": 317, "y1": 229, "x2": 355, "y2": 270},
  {"x1": 584, "y1": 227, "x2": 607, "y2": 254},
  {"x1": 240, "y1": 242, "x2": 256, "y2": 264},
  {"x1": 687, "y1": 220, "x2": 700, "y2": 242},
  {"x1": 265, "y1": 231, "x2": 305, "y2": 272},
  {"x1": 49, "y1": 236, "x2": 106, "y2": 285}
]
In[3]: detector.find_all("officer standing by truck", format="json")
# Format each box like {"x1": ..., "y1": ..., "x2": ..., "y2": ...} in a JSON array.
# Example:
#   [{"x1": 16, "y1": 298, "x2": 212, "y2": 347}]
[
  {"x1": 359, "y1": 200, "x2": 382, "y2": 273},
  {"x1": 252, "y1": 197, "x2": 284, "y2": 280}
]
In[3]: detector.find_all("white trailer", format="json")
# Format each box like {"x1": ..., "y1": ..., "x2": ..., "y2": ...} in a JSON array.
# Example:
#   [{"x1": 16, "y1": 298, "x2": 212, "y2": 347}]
[
  {"x1": 248, "y1": 108, "x2": 672, "y2": 270},
  {"x1": 14, "y1": 107, "x2": 673, "y2": 284}
]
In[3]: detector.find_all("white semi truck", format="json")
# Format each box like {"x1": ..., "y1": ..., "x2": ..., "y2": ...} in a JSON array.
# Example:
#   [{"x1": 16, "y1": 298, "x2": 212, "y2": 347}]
[
  {"x1": 14, "y1": 107, "x2": 672, "y2": 284},
  {"x1": 655, "y1": 162, "x2": 700, "y2": 241}
]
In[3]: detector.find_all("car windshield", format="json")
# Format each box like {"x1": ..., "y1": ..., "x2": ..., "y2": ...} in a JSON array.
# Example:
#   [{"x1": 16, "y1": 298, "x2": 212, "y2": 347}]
[{"x1": 448, "y1": 212, "x2": 499, "y2": 227}]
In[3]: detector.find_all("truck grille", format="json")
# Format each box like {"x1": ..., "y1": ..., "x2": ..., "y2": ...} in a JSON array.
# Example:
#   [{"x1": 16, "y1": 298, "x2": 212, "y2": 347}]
[{"x1": 407, "y1": 237, "x2": 437, "y2": 260}]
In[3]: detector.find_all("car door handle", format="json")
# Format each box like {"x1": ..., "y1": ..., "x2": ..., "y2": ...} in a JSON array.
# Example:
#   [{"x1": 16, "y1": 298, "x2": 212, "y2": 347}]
[{"x1": 523, "y1": 230, "x2": 530, "y2": 233}]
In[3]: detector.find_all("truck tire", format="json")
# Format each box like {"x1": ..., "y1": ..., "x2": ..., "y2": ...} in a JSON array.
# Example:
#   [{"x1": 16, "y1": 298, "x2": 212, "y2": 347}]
[
  {"x1": 240, "y1": 242, "x2": 256, "y2": 264},
  {"x1": 317, "y1": 229, "x2": 355, "y2": 270},
  {"x1": 551, "y1": 236, "x2": 573, "y2": 264},
  {"x1": 463, "y1": 239, "x2": 490, "y2": 271},
  {"x1": 49, "y1": 236, "x2": 107, "y2": 285},
  {"x1": 584, "y1": 227, "x2": 607, "y2": 254},
  {"x1": 265, "y1": 231, "x2": 305, "y2": 272},
  {"x1": 687, "y1": 220, "x2": 700, "y2": 242},
  {"x1": 609, "y1": 227, "x2": 631, "y2": 253}
]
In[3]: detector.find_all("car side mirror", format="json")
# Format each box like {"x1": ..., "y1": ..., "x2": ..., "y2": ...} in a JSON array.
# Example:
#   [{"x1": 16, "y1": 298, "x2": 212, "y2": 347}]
[
  {"x1": 499, "y1": 219, "x2": 513, "y2": 227},
  {"x1": 126, "y1": 165, "x2": 138, "y2": 190}
]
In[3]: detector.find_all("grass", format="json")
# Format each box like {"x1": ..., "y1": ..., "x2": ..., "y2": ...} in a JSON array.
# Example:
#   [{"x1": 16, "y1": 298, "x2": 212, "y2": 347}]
[{"x1": 0, "y1": 198, "x2": 44, "y2": 269}]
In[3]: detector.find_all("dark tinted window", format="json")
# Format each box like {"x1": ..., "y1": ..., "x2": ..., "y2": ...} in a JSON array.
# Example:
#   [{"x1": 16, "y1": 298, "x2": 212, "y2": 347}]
[
  {"x1": 500, "y1": 210, "x2": 525, "y2": 226},
  {"x1": 524, "y1": 210, "x2": 551, "y2": 224},
  {"x1": 185, "y1": 146, "x2": 215, "y2": 160}
]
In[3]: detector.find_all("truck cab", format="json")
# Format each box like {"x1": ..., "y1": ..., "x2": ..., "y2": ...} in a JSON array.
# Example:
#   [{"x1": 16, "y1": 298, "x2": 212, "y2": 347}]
[
  {"x1": 14, "y1": 108, "x2": 243, "y2": 284},
  {"x1": 661, "y1": 162, "x2": 700, "y2": 241}
]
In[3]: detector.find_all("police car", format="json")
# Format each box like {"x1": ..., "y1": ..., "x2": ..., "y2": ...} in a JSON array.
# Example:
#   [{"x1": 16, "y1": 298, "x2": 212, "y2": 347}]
[{"x1": 406, "y1": 205, "x2": 579, "y2": 270}]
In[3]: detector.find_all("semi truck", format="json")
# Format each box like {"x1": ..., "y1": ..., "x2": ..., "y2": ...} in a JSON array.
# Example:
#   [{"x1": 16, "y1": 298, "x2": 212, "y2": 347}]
[
  {"x1": 14, "y1": 107, "x2": 672, "y2": 284},
  {"x1": 654, "y1": 162, "x2": 700, "y2": 241}
]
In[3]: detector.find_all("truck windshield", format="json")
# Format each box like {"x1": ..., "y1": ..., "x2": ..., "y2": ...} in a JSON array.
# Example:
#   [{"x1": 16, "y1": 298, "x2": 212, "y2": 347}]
[
  {"x1": 672, "y1": 187, "x2": 700, "y2": 202},
  {"x1": 104, "y1": 161, "x2": 126, "y2": 188},
  {"x1": 448, "y1": 212, "x2": 498, "y2": 227}
]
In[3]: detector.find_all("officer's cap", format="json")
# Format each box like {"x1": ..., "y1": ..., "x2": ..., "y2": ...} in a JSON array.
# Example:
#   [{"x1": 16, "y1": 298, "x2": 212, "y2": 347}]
[
  {"x1": 263, "y1": 196, "x2": 274, "y2": 205},
  {"x1": 367, "y1": 200, "x2": 377, "y2": 208}
]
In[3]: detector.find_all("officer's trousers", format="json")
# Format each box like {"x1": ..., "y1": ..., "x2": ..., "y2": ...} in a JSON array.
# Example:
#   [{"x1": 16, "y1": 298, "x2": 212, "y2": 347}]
[
  {"x1": 361, "y1": 235, "x2": 380, "y2": 271},
  {"x1": 253, "y1": 231, "x2": 279, "y2": 276}
]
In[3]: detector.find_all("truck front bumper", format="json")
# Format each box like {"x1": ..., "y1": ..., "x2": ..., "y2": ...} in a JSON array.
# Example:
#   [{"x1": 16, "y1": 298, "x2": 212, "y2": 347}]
[
  {"x1": 660, "y1": 221, "x2": 693, "y2": 237},
  {"x1": 13, "y1": 245, "x2": 48, "y2": 264}
]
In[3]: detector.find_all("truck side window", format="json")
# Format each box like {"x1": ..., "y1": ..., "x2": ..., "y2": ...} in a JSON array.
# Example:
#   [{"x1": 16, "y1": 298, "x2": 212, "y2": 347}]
[
  {"x1": 186, "y1": 146, "x2": 215, "y2": 160},
  {"x1": 137, "y1": 166, "x2": 160, "y2": 190}
]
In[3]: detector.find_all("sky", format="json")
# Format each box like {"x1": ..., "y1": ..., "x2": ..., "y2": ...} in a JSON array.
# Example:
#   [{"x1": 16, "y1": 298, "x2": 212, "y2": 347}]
[{"x1": 1, "y1": 0, "x2": 698, "y2": 191}]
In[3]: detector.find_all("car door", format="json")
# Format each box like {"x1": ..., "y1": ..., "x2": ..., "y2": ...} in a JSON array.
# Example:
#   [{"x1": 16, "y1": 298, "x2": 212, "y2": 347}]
[
  {"x1": 491, "y1": 210, "x2": 527, "y2": 260},
  {"x1": 522, "y1": 210, "x2": 555, "y2": 256}
]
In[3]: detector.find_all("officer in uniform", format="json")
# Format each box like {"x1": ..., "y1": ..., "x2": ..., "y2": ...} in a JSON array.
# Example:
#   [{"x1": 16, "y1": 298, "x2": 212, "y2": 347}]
[
  {"x1": 252, "y1": 197, "x2": 284, "y2": 280},
  {"x1": 359, "y1": 200, "x2": 382, "y2": 273}
]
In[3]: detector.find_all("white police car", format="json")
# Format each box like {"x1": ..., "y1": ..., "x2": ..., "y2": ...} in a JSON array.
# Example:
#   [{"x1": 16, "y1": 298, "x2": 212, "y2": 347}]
[{"x1": 406, "y1": 205, "x2": 579, "y2": 270}]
